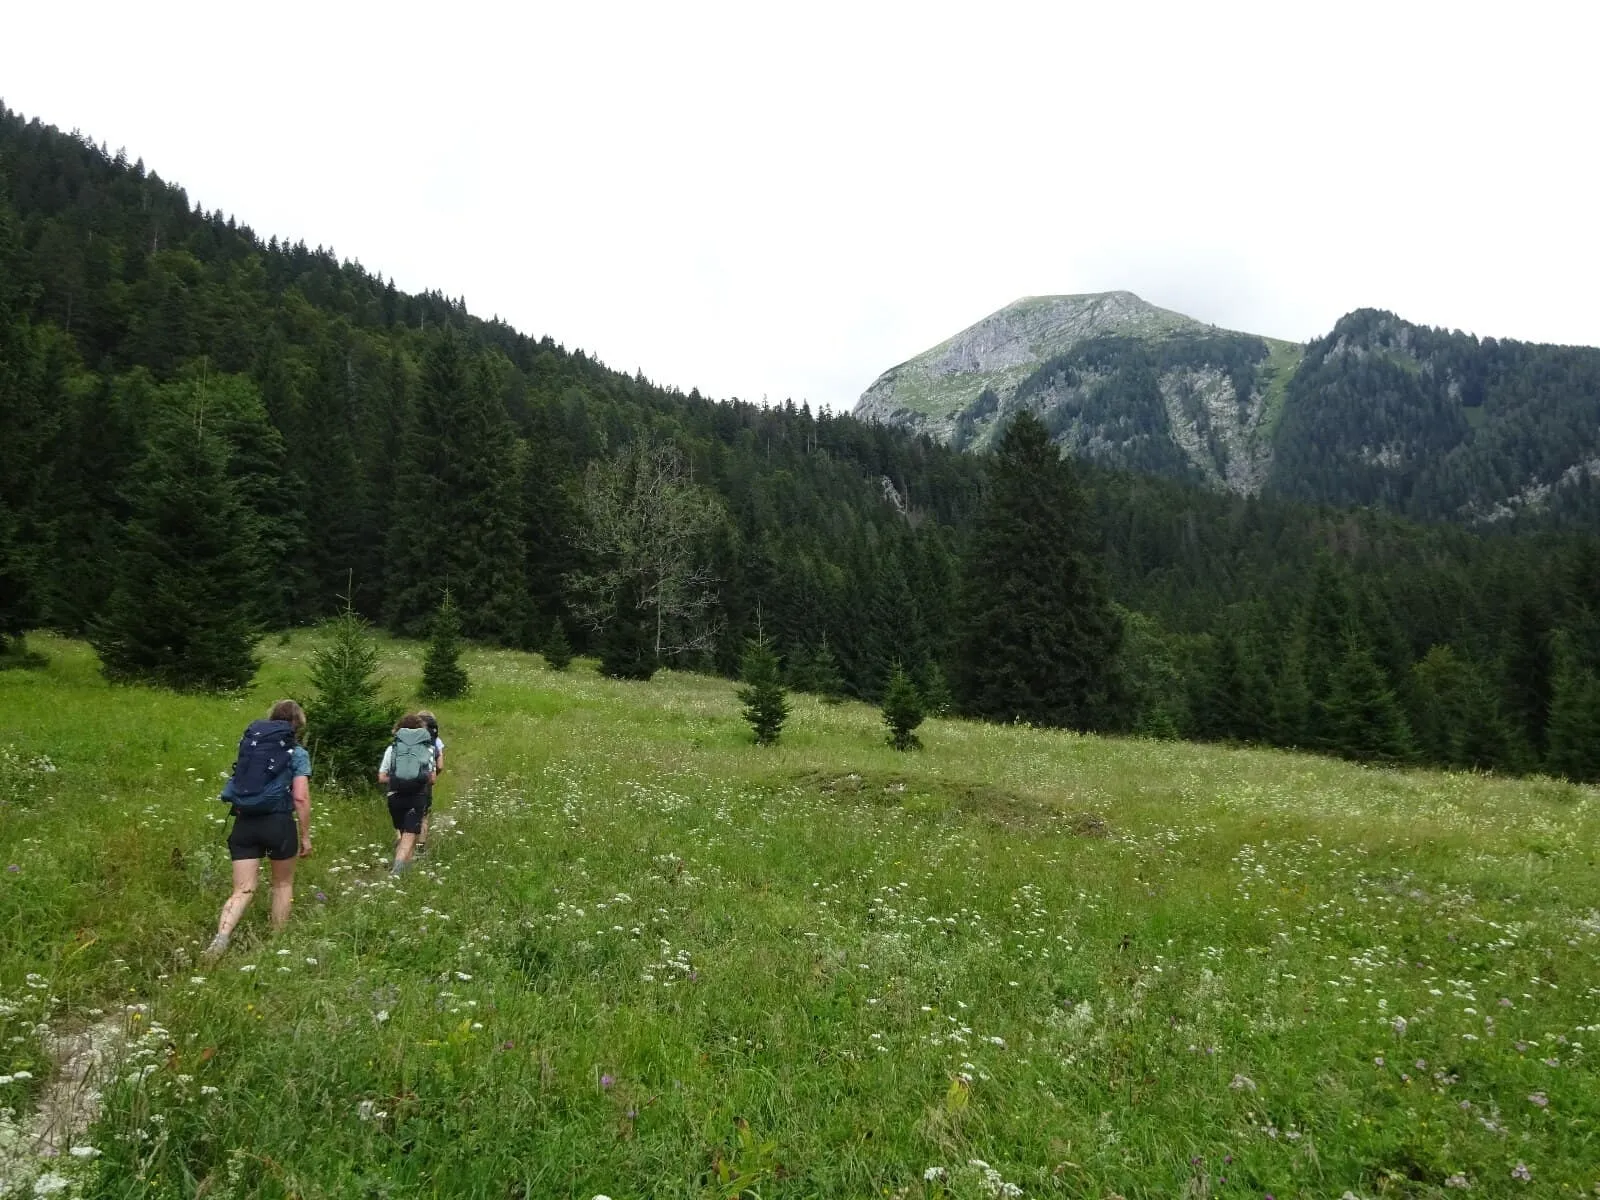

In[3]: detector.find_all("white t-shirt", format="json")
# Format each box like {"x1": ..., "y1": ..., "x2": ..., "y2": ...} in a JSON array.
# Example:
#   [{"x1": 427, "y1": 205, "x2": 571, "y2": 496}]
[{"x1": 379, "y1": 738, "x2": 442, "y2": 775}]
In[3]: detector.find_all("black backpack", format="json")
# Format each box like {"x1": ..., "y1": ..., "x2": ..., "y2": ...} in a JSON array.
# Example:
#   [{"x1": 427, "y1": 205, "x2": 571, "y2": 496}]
[{"x1": 221, "y1": 720, "x2": 298, "y2": 813}]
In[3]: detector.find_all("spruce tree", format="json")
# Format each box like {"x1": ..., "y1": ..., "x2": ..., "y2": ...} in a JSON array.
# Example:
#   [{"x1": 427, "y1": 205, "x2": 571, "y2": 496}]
[
  {"x1": 811, "y1": 637, "x2": 846, "y2": 704},
  {"x1": 598, "y1": 580, "x2": 657, "y2": 680},
  {"x1": 544, "y1": 618, "x2": 573, "y2": 671},
  {"x1": 1270, "y1": 638, "x2": 1312, "y2": 747},
  {"x1": 91, "y1": 407, "x2": 261, "y2": 691},
  {"x1": 737, "y1": 634, "x2": 789, "y2": 745},
  {"x1": 919, "y1": 662, "x2": 954, "y2": 718},
  {"x1": 1546, "y1": 645, "x2": 1600, "y2": 783},
  {"x1": 882, "y1": 661, "x2": 926, "y2": 751},
  {"x1": 306, "y1": 603, "x2": 399, "y2": 789},
  {"x1": 421, "y1": 589, "x2": 470, "y2": 699},
  {"x1": 1322, "y1": 635, "x2": 1414, "y2": 764},
  {"x1": 385, "y1": 331, "x2": 527, "y2": 643},
  {"x1": 954, "y1": 413, "x2": 1122, "y2": 729}
]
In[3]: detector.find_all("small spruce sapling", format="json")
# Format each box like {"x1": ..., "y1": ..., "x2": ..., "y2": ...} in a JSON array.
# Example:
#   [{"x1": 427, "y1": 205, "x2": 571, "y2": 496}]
[
  {"x1": 811, "y1": 636, "x2": 846, "y2": 704},
  {"x1": 421, "y1": 589, "x2": 470, "y2": 699},
  {"x1": 737, "y1": 634, "x2": 789, "y2": 745},
  {"x1": 305, "y1": 601, "x2": 400, "y2": 789},
  {"x1": 544, "y1": 618, "x2": 573, "y2": 671},
  {"x1": 919, "y1": 662, "x2": 954, "y2": 717},
  {"x1": 882, "y1": 661, "x2": 926, "y2": 751}
]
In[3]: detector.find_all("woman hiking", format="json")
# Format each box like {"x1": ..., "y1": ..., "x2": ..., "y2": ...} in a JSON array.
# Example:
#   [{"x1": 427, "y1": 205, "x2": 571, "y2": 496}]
[
  {"x1": 204, "y1": 699, "x2": 313, "y2": 961},
  {"x1": 379, "y1": 713, "x2": 437, "y2": 875}
]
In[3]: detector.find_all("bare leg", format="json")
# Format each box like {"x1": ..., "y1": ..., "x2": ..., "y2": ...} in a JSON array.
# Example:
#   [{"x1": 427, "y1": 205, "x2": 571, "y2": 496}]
[
  {"x1": 206, "y1": 859, "x2": 260, "y2": 960},
  {"x1": 269, "y1": 857, "x2": 297, "y2": 930},
  {"x1": 392, "y1": 832, "x2": 419, "y2": 873}
]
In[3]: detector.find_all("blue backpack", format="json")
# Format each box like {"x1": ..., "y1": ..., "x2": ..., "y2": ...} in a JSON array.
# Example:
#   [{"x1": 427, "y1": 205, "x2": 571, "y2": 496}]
[{"x1": 221, "y1": 720, "x2": 298, "y2": 813}]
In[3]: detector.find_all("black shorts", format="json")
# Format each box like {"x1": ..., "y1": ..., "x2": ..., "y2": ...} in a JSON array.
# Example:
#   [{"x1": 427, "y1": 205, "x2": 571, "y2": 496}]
[
  {"x1": 228, "y1": 810, "x2": 298, "y2": 861},
  {"x1": 387, "y1": 784, "x2": 430, "y2": 835}
]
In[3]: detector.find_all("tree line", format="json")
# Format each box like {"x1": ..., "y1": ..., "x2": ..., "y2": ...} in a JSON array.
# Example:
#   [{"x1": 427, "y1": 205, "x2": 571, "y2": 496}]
[{"x1": 2, "y1": 107, "x2": 1597, "y2": 782}]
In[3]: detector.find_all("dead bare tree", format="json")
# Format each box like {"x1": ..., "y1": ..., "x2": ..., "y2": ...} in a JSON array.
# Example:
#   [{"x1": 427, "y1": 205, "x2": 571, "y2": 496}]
[{"x1": 569, "y1": 440, "x2": 725, "y2": 660}]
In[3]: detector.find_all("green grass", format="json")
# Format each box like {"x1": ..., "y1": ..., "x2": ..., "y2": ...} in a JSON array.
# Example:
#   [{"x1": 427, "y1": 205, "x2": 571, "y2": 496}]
[
  {"x1": 1257, "y1": 340, "x2": 1305, "y2": 441},
  {"x1": 2, "y1": 634, "x2": 1599, "y2": 1198}
]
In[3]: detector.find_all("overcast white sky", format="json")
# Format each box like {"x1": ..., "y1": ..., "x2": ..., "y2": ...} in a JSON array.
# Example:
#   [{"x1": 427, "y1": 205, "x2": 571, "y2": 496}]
[{"x1": 5, "y1": 1, "x2": 1596, "y2": 409}]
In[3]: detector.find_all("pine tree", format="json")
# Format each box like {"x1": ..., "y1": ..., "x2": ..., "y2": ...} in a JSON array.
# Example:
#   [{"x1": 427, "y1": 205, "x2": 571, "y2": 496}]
[
  {"x1": 1504, "y1": 600, "x2": 1555, "y2": 759},
  {"x1": 305, "y1": 603, "x2": 399, "y2": 789},
  {"x1": 737, "y1": 634, "x2": 789, "y2": 745},
  {"x1": 421, "y1": 589, "x2": 470, "y2": 699},
  {"x1": 882, "y1": 661, "x2": 926, "y2": 751},
  {"x1": 544, "y1": 618, "x2": 573, "y2": 671},
  {"x1": 385, "y1": 331, "x2": 526, "y2": 642},
  {"x1": 919, "y1": 662, "x2": 954, "y2": 718},
  {"x1": 1322, "y1": 635, "x2": 1414, "y2": 763},
  {"x1": 90, "y1": 406, "x2": 261, "y2": 691},
  {"x1": 598, "y1": 580, "x2": 657, "y2": 681},
  {"x1": 811, "y1": 637, "x2": 846, "y2": 704},
  {"x1": 955, "y1": 413, "x2": 1123, "y2": 729},
  {"x1": 1546, "y1": 641, "x2": 1600, "y2": 783},
  {"x1": 1270, "y1": 638, "x2": 1312, "y2": 747}
]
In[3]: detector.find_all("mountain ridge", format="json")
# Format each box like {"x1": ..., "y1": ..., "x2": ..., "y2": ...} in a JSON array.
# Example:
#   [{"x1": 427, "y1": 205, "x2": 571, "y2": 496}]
[{"x1": 855, "y1": 293, "x2": 1600, "y2": 526}]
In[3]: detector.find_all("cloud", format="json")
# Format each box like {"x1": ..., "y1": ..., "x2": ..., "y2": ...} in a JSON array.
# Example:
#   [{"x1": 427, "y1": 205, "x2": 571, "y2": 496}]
[{"x1": 3, "y1": 0, "x2": 1595, "y2": 409}]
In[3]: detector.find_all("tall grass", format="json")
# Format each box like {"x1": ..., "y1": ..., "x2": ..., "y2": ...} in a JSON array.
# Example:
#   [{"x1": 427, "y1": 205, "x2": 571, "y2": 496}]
[{"x1": 1, "y1": 634, "x2": 1596, "y2": 1198}]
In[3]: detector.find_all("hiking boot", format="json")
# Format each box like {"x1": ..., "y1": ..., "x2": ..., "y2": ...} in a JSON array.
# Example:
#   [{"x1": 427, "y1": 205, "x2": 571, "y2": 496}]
[{"x1": 201, "y1": 933, "x2": 230, "y2": 963}]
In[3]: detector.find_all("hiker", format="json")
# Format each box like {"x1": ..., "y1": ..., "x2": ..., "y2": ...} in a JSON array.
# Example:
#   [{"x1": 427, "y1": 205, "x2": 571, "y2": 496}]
[
  {"x1": 414, "y1": 710, "x2": 446, "y2": 856},
  {"x1": 379, "y1": 713, "x2": 437, "y2": 874},
  {"x1": 205, "y1": 699, "x2": 313, "y2": 961}
]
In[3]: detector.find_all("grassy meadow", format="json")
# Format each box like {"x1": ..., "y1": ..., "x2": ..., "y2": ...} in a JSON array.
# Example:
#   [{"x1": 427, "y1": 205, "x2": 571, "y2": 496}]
[{"x1": 2, "y1": 634, "x2": 1599, "y2": 1199}]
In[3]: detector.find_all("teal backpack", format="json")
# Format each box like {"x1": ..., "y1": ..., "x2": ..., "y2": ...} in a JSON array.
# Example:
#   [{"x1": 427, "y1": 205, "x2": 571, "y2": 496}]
[{"x1": 389, "y1": 727, "x2": 434, "y2": 795}]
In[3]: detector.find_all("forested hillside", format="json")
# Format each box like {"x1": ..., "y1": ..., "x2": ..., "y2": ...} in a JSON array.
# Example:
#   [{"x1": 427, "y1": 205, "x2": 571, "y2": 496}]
[{"x1": 3, "y1": 107, "x2": 1598, "y2": 780}]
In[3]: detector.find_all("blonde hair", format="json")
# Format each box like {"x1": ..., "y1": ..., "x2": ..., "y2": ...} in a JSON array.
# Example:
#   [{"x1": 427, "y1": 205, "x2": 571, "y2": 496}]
[{"x1": 268, "y1": 699, "x2": 306, "y2": 738}]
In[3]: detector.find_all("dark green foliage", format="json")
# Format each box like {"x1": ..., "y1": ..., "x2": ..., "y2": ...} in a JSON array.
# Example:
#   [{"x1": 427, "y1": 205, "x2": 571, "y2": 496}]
[
  {"x1": 737, "y1": 635, "x2": 789, "y2": 745},
  {"x1": 598, "y1": 582, "x2": 657, "y2": 681},
  {"x1": 421, "y1": 589, "x2": 470, "y2": 700},
  {"x1": 386, "y1": 332, "x2": 527, "y2": 642},
  {"x1": 1322, "y1": 635, "x2": 1415, "y2": 764},
  {"x1": 89, "y1": 407, "x2": 261, "y2": 692},
  {"x1": 955, "y1": 413, "x2": 1123, "y2": 729},
  {"x1": 1546, "y1": 637, "x2": 1600, "y2": 783},
  {"x1": 918, "y1": 662, "x2": 954, "y2": 718},
  {"x1": 10, "y1": 105, "x2": 1600, "y2": 781},
  {"x1": 789, "y1": 638, "x2": 845, "y2": 703},
  {"x1": 1407, "y1": 645, "x2": 1516, "y2": 771},
  {"x1": 882, "y1": 662, "x2": 926, "y2": 751},
  {"x1": 305, "y1": 605, "x2": 400, "y2": 790},
  {"x1": 543, "y1": 619, "x2": 573, "y2": 671},
  {"x1": 1118, "y1": 609, "x2": 1186, "y2": 738},
  {"x1": 1504, "y1": 601, "x2": 1554, "y2": 759}
]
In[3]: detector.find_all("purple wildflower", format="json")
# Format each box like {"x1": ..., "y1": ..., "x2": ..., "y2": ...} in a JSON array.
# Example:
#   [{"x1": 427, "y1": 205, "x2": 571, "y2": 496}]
[
  {"x1": 600, "y1": 1073, "x2": 615, "y2": 1089},
  {"x1": 5, "y1": 864, "x2": 17, "y2": 873}
]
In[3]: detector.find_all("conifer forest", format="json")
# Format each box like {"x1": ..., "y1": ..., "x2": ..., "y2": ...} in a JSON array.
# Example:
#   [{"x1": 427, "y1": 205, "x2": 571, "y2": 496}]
[{"x1": 2, "y1": 106, "x2": 1598, "y2": 782}]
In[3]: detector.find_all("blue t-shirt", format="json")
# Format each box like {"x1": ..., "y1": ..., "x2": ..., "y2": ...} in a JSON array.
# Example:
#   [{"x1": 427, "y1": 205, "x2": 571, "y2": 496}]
[
  {"x1": 235, "y1": 746, "x2": 311, "y2": 815},
  {"x1": 269, "y1": 747, "x2": 311, "y2": 814}
]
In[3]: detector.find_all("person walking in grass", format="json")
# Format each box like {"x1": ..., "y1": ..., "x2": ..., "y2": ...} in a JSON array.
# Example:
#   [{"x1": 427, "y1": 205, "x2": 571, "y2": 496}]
[
  {"x1": 414, "y1": 710, "x2": 445, "y2": 857},
  {"x1": 379, "y1": 713, "x2": 436, "y2": 875},
  {"x1": 205, "y1": 700, "x2": 313, "y2": 961}
]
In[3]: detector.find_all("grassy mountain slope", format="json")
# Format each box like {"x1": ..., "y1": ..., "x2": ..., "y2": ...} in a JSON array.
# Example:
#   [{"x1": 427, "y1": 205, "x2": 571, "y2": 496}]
[{"x1": 2, "y1": 634, "x2": 1597, "y2": 1195}]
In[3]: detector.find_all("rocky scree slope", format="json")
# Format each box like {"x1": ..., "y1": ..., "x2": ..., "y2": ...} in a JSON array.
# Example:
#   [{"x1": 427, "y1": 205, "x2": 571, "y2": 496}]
[{"x1": 855, "y1": 292, "x2": 1299, "y2": 496}]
